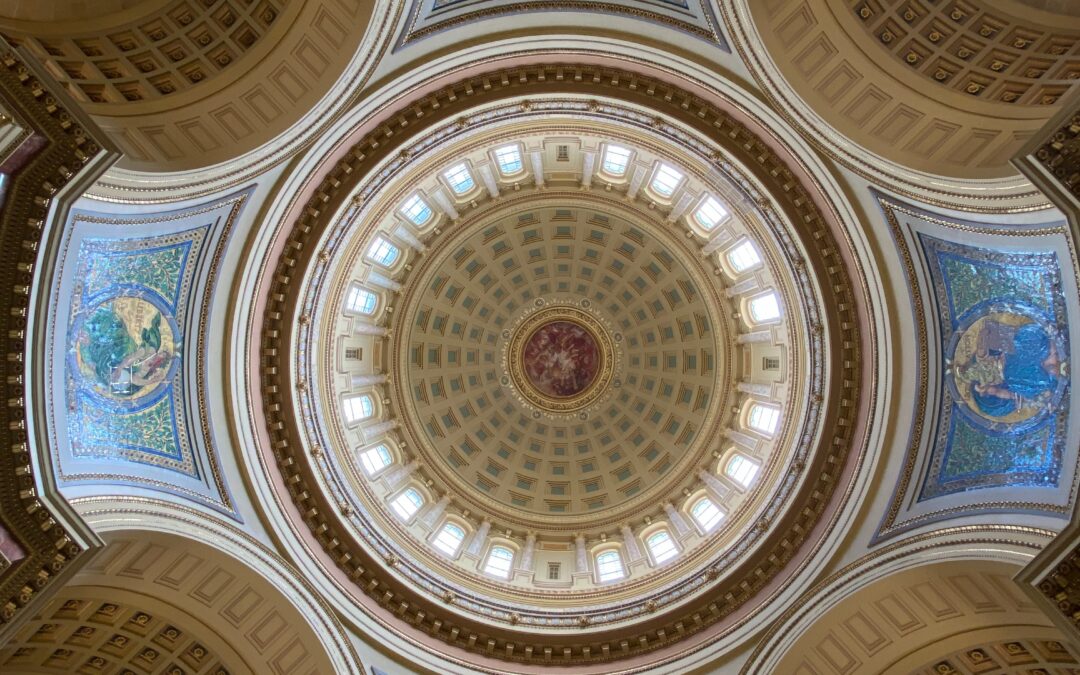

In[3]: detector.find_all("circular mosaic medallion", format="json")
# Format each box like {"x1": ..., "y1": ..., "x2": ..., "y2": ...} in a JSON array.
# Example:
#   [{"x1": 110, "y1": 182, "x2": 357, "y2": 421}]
[
  {"x1": 947, "y1": 303, "x2": 1068, "y2": 432},
  {"x1": 506, "y1": 305, "x2": 616, "y2": 413},
  {"x1": 70, "y1": 293, "x2": 179, "y2": 410}
]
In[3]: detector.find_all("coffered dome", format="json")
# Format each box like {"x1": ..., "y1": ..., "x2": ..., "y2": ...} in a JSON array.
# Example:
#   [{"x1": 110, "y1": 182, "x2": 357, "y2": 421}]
[
  {"x1": 396, "y1": 200, "x2": 727, "y2": 525},
  {"x1": 308, "y1": 116, "x2": 813, "y2": 603},
  {"x1": 252, "y1": 59, "x2": 868, "y2": 667}
]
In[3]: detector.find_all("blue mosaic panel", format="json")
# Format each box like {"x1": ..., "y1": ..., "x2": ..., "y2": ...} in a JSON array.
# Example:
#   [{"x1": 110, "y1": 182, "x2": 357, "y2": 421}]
[
  {"x1": 65, "y1": 229, "x2": 205, "y2": 478},
  {"x1": 919, "y1": 234, "x2": 1069, "y2": 500},
  {"x1": 406, "y1": 0, "x2": 723, "y2": 49}
]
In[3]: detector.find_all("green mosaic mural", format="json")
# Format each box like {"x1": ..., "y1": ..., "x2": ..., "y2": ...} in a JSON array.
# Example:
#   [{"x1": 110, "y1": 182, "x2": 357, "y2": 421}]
[{"x1": 66, "y1": 230, "x2": 205, "y2": 478}]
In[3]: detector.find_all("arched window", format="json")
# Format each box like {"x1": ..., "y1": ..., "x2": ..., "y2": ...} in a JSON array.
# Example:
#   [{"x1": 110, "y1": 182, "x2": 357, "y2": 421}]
[
  {"x1": 359, "y1": 444, "x2": 392, "y2": 476},
  {"x1": 690, "y1": 497, "x2": 724, "y2": 532},
  {"x1": 433, "y1": 522, "x2": 466, "y2": 556},
  {"x1": 390, "y1": 488, "x2": 423, "y2": 520},
  {"x1": 747, "y1": 403, "x2": 780, "y2": 436},
  {"x1": 493, "y1": 144, "x2": 523, "y2": 174},
  {"x1": 367, "y1": 236, "x2": 400, "y2": 267},
  {"x1": 595, "y1": 550, "x2": 626, "y2": 582},
  {"x1": 602, "y1": 145, "x2": 631, "y2": 176},
  {"x1": 345, "y1": 286, "x2": 377, "y2": 315},
  {"x1": 484, "y1": 545, "x2": 514, "y2": 579},
  {"x1": 646, "y1": 530, "x2": 678, "y2": 564},
  {"x1": 726, "y1": 454, "x2": 761, "y2": 488},
  {"x1": 726, "y1": 240, "x2": 761, "y2": 273},
  {"x1": 694, "y1": 196, "x2": 728, "y2": 230},
  {"x1": 343, "y1": 394, "x2": 374, "y2": 423},
  {"x1": 650, "y1": 164, "x2": 684, "y2": 197},
  {"x1": 444, "y1": 162, "x2": 475, "y2": 194},
  {"x1": 748, "y1": 291, "x2": 781, "y2": 323},
  {"x1": 400, "y1": 194, "x2": 432, "y2": 225}
]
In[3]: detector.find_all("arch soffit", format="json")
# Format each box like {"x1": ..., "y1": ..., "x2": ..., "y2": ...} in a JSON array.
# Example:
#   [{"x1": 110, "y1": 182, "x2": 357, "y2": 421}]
[
  {"x1": 78, "y1": 0, "x2": 402, "y2": 200},
  {"x1": 744, "y1": 526, "x2": 1056, "y2": 674},
  {"x1": 3, "y1": 584, "x2": 253, "y2": 674},
  {"x1": 70, "y1": 497, "x2": 365, "y2": 675},
  {"x1": 721, "y1": 0, "x2": 1054, "y2": 213}
]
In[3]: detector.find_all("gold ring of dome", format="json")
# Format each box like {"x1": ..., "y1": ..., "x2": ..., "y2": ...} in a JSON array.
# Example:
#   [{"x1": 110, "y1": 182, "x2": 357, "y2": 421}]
[{"x1": 502, "y1": 300, "x2": 620, "y2": 416}]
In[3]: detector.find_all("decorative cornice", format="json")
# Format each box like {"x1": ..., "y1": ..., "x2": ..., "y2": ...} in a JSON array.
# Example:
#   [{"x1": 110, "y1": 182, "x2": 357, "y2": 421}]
[
  {"x1": 1016, "y1": 88, "x2": 1080, "y2": 217},
  {"x1": 1014, "y1": 93, "x2": 1080, "y2": 652},
  {"x1": 1036, "y1": 117, "x2": 1080, "y2": 203},
  {"x1": 0, "y1": 41, "x2": 119, "y2": 639}
]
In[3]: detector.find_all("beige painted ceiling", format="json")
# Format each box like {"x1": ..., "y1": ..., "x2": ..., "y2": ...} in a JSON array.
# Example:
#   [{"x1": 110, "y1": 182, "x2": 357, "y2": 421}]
[
  {"x1": 396, "y1": 200, "x2": 728, "y2": 524},
  {"x1": 0, "y1": 0, "x2": 166, "y2": 23}
]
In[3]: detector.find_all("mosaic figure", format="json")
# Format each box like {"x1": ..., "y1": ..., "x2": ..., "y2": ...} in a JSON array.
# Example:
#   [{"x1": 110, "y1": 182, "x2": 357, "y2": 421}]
[
  {"x1": 951, "y1": 309, "x2": 1066, "y2": 428},
  {"x1": 64, "y1": 235, "x2": 198, "y2": 476},
  {"x1": 915, "y1": 233, "x2": 1071, "y2": 501}
]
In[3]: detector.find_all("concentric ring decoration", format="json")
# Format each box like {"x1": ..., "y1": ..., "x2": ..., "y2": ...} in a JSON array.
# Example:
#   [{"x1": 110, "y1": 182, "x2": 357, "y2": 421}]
[{"x1": 504, "y1": 301, "x2": 620, "y2": 415}]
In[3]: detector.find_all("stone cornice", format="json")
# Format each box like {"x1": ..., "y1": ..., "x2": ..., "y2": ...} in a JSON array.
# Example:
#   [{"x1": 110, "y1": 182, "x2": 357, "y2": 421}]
[
  {"x1": 1014, "y1": 92, "x2": 1080, "y2": 652},
  {"x1": 0, "y1": 40, "x2": 119, "y2": 641}
]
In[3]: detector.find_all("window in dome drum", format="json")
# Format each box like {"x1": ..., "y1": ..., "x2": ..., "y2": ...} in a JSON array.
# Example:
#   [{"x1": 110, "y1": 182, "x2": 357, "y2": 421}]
[
  {"x1": 345, "y1": 348, "x2": 361, "y2": 360},
  {"x1": 763, "y1": 356, "x2": 780, "y2": 371},
  {"x1": 556, "y1": 145, "x2": 569, "y2": 161},
  {"x1": 548, "y1": 562, "x2": 561, "y2": 579}
]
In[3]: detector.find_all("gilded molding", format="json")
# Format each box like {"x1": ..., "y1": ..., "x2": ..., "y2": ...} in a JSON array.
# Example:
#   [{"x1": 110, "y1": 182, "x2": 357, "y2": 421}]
[
  {"x1": 1034, "y1": 109, "x2": 1080, "y2": 204},
  {"x1": 504, "y1": 303, "x2": 618, "y2": 414}
]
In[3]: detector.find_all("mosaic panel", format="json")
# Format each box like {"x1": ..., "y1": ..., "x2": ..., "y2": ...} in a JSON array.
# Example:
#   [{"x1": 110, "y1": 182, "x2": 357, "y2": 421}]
[
  {"x1": 66, "y1": 232, "x2": 201, "y2": 476},
  {"x1": 48, "y1": 191, "x2": 249, "y2": 516},
  {"x1": 874, "y1": 193, "x2": 1078, "y2": 541},
  {"x1": 919, "y1": 236, "x2": 1069, "y2": 499},
  {"x1": 399, "y1": 0, "x2": 725, "y2": 48}
]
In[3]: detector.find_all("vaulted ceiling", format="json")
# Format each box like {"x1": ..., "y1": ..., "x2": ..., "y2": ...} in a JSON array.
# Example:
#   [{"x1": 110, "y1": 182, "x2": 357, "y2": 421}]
[{"x1": 0, "y1": 1, "x2": 1079, "y2": 674}]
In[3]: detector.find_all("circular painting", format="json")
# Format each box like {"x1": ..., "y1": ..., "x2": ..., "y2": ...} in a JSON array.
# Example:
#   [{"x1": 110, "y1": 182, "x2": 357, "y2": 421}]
[
  {"x1": 948, "y1": 304, "x2": 1068, "y2": 431},
  {"x1": 72, "y1": 295, "x2": 178, "y2": 407},
  {"x1": 522, "y1": 320, "x2": 600, "y2": 398}
]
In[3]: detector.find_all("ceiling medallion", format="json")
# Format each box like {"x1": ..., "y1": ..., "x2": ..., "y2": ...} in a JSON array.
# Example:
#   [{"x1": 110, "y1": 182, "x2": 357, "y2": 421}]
[{"x1": 502, "y1": 300, "x2": 620, "y2": 416}]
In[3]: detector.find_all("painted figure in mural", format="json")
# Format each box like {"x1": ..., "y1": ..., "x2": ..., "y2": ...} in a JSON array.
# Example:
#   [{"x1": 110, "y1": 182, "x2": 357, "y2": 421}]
[
  {"x1": 74, "y1": 296, "x2": 176, "y2": 402},
  {"x1": 523, "y1": 320, "x2": 601, "y2": 398},
  {"x1": 953, "y1": 312, "x2": 1065, "y2": 423}
]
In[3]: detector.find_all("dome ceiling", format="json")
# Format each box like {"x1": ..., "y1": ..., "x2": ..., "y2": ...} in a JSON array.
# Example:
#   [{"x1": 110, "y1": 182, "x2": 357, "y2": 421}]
[
  {"x1": 309, "y1": 123, "x2": 809, "y2": 615},
  {"x1": 9, "y1": 1, "x2": 1080, "y2": 673},
  {"x1": 248, "y1": 56, "x2": 873, "y2": 669},
  {"x1": 394, "y1": 199, "x2": 731, "y2": 528}
]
